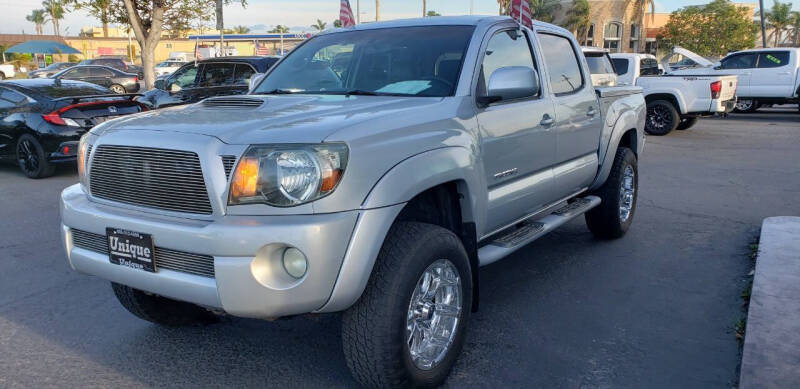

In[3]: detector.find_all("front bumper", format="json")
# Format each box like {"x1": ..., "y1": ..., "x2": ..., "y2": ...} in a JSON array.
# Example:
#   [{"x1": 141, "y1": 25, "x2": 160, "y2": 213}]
[{"x1": 61, "y1": 184, "x2": 403, "y2": 318}]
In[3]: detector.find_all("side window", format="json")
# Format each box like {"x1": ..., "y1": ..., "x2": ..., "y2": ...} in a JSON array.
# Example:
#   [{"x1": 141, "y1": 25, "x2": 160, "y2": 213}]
[
  {"x1": 171, "y1": 64, "x2": 200, "y2": 88},
  {"x1": 612, "y1": 58, "x2": 629, "y2": 75},
  {"x1": 721, "y1": 54, "x2": 757, "y2": 69},
  {"x1": 91, "y1": 67, "x2": 114, "y2": 77},
  {"x1": 200, "y1": 63, "x2": 235, "y2": 87},
  {"x1": 65, "y1": 67, "x2": 89, "y2": 78},
  {"x1": 537, "y1": 33, "x2": 585, "y2": 95},
  {"x1": 478, "y1": 29, "x2": 537, "y2": 97},
  {"x1": 758, "y1": 52, "x2": 790, "y2": 68},
  {"x1": 0, "y1": 88, "x2": 27, "y2": 109},
  {"x1": 233, "y1": 64, "x2": 256, "y2": 85},
  {"x1": 640, "y1": 58, "x2": 659, "y2": 76}
]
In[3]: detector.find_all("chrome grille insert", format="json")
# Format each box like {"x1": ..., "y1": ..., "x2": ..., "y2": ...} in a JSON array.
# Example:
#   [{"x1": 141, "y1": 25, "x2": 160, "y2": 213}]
[
  {"x1": 202, "y1": 96, "x2": 264, "y2": 108},
  {"x1": 71, "y1": 229, "x2": 215, "y2": 278},
  {"x1": 221, "y1": 155, "x2": 236, "y2": 179},
  {"x1": 89, "y1": 145, "x2": 213, "y2": 215}
]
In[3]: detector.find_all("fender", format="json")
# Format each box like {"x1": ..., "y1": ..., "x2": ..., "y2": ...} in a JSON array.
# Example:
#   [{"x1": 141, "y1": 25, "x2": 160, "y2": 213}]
[
  {"x1": 590, "y1": 98, "x2": 645, "y2": 191},
  {"x1": 643, "y1": 87, "x2": 687, "y2": 114},
  {"x1": 317, "y1": 146, "x2": 485, "y2": 313}
]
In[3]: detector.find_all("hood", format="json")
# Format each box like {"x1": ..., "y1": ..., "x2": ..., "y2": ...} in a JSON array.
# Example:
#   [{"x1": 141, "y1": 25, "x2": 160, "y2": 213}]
[
  {"x1": 97, "y1": 94, "x2": 446, "y2": 144},
  {"x1": 663, "y1": 46, "x2": 715, "y2": 72}
]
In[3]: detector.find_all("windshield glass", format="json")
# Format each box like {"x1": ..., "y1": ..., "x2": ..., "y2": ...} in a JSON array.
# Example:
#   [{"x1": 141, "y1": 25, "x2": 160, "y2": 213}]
[
  {"x1": 253, "y1": 25, "x2": 475, "y2": 97},
  {"x1": 585, "y1": 53, "x2": 615, "y2": 75}
]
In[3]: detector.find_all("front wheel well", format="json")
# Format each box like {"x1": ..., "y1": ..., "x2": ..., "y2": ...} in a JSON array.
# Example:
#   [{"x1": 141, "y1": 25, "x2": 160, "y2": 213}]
[
  {"x1": 618, "y1": 129, "x2": 638, "y2": 156},
  {"x1": 394, "y1": 181, "x2": 480, "y2": 311}
]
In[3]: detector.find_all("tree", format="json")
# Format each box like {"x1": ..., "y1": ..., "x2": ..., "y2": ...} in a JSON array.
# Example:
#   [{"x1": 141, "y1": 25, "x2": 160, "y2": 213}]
[
  {"x1": 269, "y1": 25, "x2": 290, "y2": 34},
  {"x1": 662, "y1": 0, "x2": 758, "y2": 57},
  {"x1": 311, "y1": 19, "x2": 327, "y2": 31},
  {"x1": 422, "y1": 0, "x2": 426, "y2": 17},
  {"x1": 791, "y1": 11, "x2": 800, "y2": 45},
  {"x1": 333, "y1": 19, "x2": 342, "y2": 28},
  {"x1": 42, "y1": 0, "x2": 66, "y2": 36},
  {"x1": 765, "y1": 0, "x2": 793, "y2": 47},
  {"x1": 426, "y1": 10, "x2": 441, "y2": 17},
  {"x1": 230, "y1": 25, "x2": 250, "y2": 34},
  {"x1": 497, "y1": 0, "x2": 510, "y2": 15},
  {"x1": 26, "y1": 9, "x2": 47, "y2": 35},
  {"x1": 628, "y1": 0, "x2": 655, "y2": 51},
  {"x1": 74, "y1": 0, "x2": 112, "y2": 37},
  {"x1": 562, "y1": 0, "x2": 591, "y2": 44}
]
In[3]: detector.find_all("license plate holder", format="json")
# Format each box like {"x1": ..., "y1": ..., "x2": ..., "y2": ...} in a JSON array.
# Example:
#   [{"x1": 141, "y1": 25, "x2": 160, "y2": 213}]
[{"x1": 106, "y1": 228, "x2": 156, "y2": 273}]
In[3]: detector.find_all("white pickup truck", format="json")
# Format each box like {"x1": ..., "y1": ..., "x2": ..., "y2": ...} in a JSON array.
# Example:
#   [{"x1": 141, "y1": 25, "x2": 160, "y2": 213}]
[
  {"x1": 670, "y1": 47, "x2": 800, "y2": 113},
  {"x1": 0, "y1": 63, "x2": 16, "y2": 80},
  {"x1": 609, "y1": 52, "x2": 737, "y2": 135}
]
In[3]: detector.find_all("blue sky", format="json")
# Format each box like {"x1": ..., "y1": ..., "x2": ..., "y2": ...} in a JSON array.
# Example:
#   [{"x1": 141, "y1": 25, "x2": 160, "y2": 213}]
[{"x1": 2, "y1": 0, "x2": 798, "y2": 35}]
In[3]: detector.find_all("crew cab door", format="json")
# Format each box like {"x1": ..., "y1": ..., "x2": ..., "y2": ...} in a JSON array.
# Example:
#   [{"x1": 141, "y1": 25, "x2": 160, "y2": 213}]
[
  {"x1": 718, "y1": 52, "x2": 758, "y2": 97},
  {"x1": 751, "y1": 51, "x2": 795, "y2": 98},
  {"x1": 536, "y1": 32, "x2": 602, "y2": 196},
  {"x1": 475, "y1": 26, "x2": 557, "y2": 232}
]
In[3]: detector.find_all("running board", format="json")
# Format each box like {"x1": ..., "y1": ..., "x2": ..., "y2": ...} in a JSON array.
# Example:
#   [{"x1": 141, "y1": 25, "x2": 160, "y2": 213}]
[{"x1": 477, "y1": 196, "x2": 601, "y2": 266}]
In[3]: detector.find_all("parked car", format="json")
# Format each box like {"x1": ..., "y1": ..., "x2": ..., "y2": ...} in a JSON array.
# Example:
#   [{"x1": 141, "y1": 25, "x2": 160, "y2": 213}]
[
  {"x1": 52, "y1": 65, "x2": 141, "y2": 94},
  {"x1": 27, "y1": 62, "x2": 76, "y2": 79},
  {"x1": 137, "y1": 56, "x2": 279, "y2": 109},
  {"x1": 582, "y1": 47, "x2": 618, "y2": 87},
  {"x1": 0, "y1": 63, "x2": 16, "y2": 80},
  {"x1": 671, "y1": 47, "x2": 800, "y2": 113},
  {"x1": 79, "y1": 57, "x2": 144, "y2": 78},
  {"x1": 609, "y1": 52, "x2": 737, "y2": 135},
  {"x1": 0, "y1": 79, "x2": 146, "y2": 178},
  {"x1": 60, "y1": 17, "x2": 645, "y2": 387},
  {"x1": 154, "y1": 59, "x2": 186, "y2": 77}
]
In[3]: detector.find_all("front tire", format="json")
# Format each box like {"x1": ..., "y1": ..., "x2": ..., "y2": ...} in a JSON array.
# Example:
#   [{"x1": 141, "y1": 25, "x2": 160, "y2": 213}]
[
  {"x1": 16, "y1": 134, "x2": 55, "y2": 179},
  {"x1": 342, "y1": 222, "x2": 472, "y2": 388},
  {"x1": 111, "y1": 283, "x2": 218, "y2": 326},
  {"x1": 585, "y1": 147, "x2": 638, "y2": 239},
  {"x1": 676, "y1": 117, "x2": 698, "y2": 130},
  {"x1": 109, "y1": 84, "x2": 126, "y2": 94},
  {"x1": 645, "y1": 100, "x2": 680, "y2": 136}
]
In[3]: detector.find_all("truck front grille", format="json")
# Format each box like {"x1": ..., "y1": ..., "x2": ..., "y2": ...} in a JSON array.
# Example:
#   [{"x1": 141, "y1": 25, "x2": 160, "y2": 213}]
[
  {"x1": 71, "y1": 229, "x2": 215, "y2": 278},
  {"x1": 89, "y1": 145, "x2": 213, "y2": 215}
]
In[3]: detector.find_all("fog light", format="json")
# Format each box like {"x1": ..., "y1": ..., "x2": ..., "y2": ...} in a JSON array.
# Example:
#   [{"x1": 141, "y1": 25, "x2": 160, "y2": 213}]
[{"x1": 282, "y1": 247, "x2": 307, "y2": 279}]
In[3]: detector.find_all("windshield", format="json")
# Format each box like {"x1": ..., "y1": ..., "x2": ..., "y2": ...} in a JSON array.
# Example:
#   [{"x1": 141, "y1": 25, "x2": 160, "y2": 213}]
[
  {"x1": 585, "y1": 53, "x2": 615, "y2": 75},
  {"x1": 253, "y1": 26, "x2": 475, "y2": 97}
]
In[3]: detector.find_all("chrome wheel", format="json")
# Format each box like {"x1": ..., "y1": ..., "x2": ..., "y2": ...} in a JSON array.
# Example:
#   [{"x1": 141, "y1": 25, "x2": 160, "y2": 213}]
[
  {"x1": 109, "y1": 84, "x2": 126, "y2": 94},
  {"x1": 619, "y1": 165, "x2": 635, "y2": 222},
  {"x1": 406, "y1": 258, "x2": 462, "y2": 371},
  {"x1": 736, "y1": 99, "x2": 753, "y2": 111},
  {"x1": 17, "y1": 138, "x2": 39, "y2": 174}
]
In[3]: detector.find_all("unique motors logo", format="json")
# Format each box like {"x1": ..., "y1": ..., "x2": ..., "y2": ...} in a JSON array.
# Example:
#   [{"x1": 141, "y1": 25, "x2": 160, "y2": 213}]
[
  {"x1": 107, "y1": 106, "x2": 117, "y2": 113},
  {"x1": 108, "y1": 236, "x2": 153, "y2": 263}
]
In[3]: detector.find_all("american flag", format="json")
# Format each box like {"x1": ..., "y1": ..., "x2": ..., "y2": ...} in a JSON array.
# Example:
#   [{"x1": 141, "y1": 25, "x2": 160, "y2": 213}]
[
  {"x1": 339, "y1": 0, "x2": 356, "y2": 27},
  {"x1": 509, "y1": 0, "x2": 533, "y2": 29},
  {"x1": 255, "y1": 41, "x2": 269, "y2": 56}
]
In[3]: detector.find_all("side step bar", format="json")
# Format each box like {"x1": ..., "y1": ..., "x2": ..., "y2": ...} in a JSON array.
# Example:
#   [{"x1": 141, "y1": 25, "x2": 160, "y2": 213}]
[{"x1": 477, "y1": 196, "x2": 601, "y2": 266}]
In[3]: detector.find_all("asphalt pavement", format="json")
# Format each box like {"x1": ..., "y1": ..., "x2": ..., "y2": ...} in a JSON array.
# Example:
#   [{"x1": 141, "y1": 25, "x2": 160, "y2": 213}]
[{"x1": 1, "y1": 108, "x2": 798, "y2": 388}]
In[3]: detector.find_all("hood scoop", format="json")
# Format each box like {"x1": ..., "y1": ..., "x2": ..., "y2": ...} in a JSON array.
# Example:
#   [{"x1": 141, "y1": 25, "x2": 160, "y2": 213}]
[{"x1": 202, "y1": 96, "x2": 265, "y2": 108}]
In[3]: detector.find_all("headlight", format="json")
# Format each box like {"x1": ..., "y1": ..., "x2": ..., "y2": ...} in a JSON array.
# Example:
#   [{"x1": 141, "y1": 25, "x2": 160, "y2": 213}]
[
  {"x1": 77, "y1": 134, "x2": 90, "y2": 191},
  {"x1": 228, "y1": 143, "x2": 348, "y2": 207}
]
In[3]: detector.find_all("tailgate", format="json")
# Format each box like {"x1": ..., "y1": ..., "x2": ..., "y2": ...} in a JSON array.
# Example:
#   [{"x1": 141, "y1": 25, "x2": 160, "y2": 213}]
[{"x1": 718, "y1": 76, "x2": 737, "y2": 101}]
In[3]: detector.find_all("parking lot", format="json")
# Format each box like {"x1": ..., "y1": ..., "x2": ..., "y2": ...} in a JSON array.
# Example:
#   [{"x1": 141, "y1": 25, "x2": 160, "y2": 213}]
[{"x1": 0, "y1": 108, "x2": 798, "y2": 388}]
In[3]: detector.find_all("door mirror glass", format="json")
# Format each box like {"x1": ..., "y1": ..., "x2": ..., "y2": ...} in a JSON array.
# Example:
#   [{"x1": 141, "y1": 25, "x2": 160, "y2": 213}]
[
  {"x1": 248, "y1": 73, "x2": 266, "y2": 92},
  {"x1": 169, "y1": 83, "x2": 182, "y2": 93},
  {"x1": 485, "y1": 66, "x2": 540, "y2": 103}
]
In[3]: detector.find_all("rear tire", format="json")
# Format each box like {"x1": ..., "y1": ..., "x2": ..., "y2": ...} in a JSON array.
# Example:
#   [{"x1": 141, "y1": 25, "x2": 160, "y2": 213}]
[
  {"x1": 109, "y1": 84, "x2": 126, "y2": 94},
  {"x1": 342, "y1": 222, "x2": 472, "y2": 388},
  {"x1": 645, "y1": 100, "x2": 680, "y2": 136},
  {"x1": 111, "y1": 282, "x2": 219, "y2": 326},
  {"x1": 585, "y1": 147, "x2": 638, "y2": 239},
  {"x1": 0, "y1": 72, "x2": 6, "y2": 80},
  {"x1": 16, "y1": 134, "x2": 55, "y2": 179},
  {"x1": 676, "y1": 117, "x2": 698, "y2": 130},
  {"x1": 734, "y1": 99, "x2": 759, "y2": 113}
]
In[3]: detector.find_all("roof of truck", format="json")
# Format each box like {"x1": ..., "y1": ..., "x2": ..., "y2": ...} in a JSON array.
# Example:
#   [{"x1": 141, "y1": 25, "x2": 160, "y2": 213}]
[{"x1": 321, "y1": 15, "x2": 570, "y2": 35}]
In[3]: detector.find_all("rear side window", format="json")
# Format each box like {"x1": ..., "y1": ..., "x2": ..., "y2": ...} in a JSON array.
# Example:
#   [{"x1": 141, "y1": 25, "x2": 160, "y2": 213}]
[
  {"x1": 478, "y1": 29, "x2": 537, "y2": 97},
  {"x1": 721, "y1": 53, "x2": 757, "y2": 69},
  {"x1": 91, "y1": 67, "x2": 114, "y2": 77},
  {"x1": 0, "y1": 88, "x2": 27, "y2": 108},
  {"x1": 537, "y1": 33, "x2": 584, "y2": 95},
  {"x1": 757, "y1": 52, "x2": 790, "y2": 68},
  {"x1": 640, "y1": 58, "x2": 660, "y2": 76},
  {"x1": 612, "y1": 58, "x2": 629, "y2": 75},
  {"x1": 584, "y1": 53, "x2": 615, "y2": 75},
  {"x1": 200, "y1": 63, "x2": 235, "y2": 87},
  {"x1": 233, "y1": 64, "x2": 256, "y2": 85}
]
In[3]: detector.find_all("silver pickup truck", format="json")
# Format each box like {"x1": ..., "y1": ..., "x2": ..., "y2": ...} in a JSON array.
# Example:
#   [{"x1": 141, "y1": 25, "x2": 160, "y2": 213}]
[{"x1": 61, "y1": 17, "x2": 645, "y2": 387}]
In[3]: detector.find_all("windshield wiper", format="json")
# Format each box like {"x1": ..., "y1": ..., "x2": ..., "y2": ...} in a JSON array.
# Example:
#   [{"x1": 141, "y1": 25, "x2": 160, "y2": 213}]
[
  {"x1": 343, "y1": 90, "x2": 416, "y2": 97},
  {"x1": 261, "y1": 89, "x2": 302, "y2": 95}
]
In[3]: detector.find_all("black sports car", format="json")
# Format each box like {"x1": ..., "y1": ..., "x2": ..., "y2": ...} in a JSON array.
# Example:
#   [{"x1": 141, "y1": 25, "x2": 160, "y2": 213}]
[
  {"x1": 52, "y1": 65, "x2": 141, "y2": 94},
  {"x1": 0, "y1": 79, "x2": 147, "y2": 178}
]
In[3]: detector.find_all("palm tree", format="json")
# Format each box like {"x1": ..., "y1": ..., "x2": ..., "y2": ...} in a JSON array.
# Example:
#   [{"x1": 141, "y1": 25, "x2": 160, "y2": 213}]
[
  {"x1": 791, "y1": 11, "x2": 800, "y2": 46},
  {"x1": 422, "y1": 0, "x2": 426, "y2": 17},
  {"x1": 766, "y1": 0, "x2": 793, "y2": 47},
  {"x1": 563, "y1": 0, "x2": 591, "y2": 44},
  {"x1": 427, "y1": 10, "x2": 441, "y2": 17},
  {"x1": 269, "y1": 25, "x2": 290, "y2": 34},
  {"x1": 627, "y1": 0, "x2": 655, "y2": 52},
  {"x1": 233, "y1": 25, "x2": 251, "y2": 34},
  {"x1": 530, "y1": 0, "x2": 561, "y2": 23},
  {"x1": 333, "y1": 19, "x2": 343, "y2": 28},
  {"x1": 42, "y1": 0, "x2": 65, "y2": 36},
  {"x1": 311, "y1": 19, "x2": 327, "y2": 31},
  {"x1": 497, "y1": 0, "x2": 510, "y2": 15},
  {"x1": 26, "y1": 9, "x2": 46, "y2": 35}
]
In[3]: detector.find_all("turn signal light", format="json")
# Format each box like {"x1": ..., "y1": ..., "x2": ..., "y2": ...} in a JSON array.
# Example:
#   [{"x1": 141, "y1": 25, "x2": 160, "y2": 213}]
[{"x1": 230, "y1": 157, "x2": 259, "y2": 199}]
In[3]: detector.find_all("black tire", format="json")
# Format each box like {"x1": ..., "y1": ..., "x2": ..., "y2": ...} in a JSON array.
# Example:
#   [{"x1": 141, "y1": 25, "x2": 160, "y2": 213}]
[
  {"x1": 111, "y1": 282, "x2": 218, "y2": 326},
  {"x1": 676, "y1": 117, "x2": 698, "y2": 130},
  {"x1": 585, "y1": 147, "x2": 638, "y2": 239},
  {"x1": 0, "y1": 72, "x2": 5, "y2": 80},
  {"x1": 734, "y1": 99, "x2": 759, "y2": 113},
  {"x1": 16, "y1": 134, "x2": 55, "y2": 179},
  {"x1": 645, "y1": 99, "x2": 680, "y2": 136},
  {"x1": 109, "y1": 84, "x2": 126, "y2": 94},
  {"x1": 342, "y1": 222, "x2": 473, "y2": 388}
]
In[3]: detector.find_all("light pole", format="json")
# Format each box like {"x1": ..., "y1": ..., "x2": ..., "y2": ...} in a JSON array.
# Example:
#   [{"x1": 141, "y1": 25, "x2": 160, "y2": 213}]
[
  {"x1": 376, "y1": 0, "x2": 380, "y2": 21},
  {"x1": 758, "y1": 0, "x2": 767, "y2": 47},
  {"x1": 357, "y1": 0, "x2": 360, "y2": 23}
]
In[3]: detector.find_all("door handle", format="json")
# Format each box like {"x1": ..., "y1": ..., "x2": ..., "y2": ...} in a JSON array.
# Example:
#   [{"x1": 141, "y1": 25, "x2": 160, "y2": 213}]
[
  {"x1": 587, "y1": 107, "x2": 597, "y2": 117},
  {"x1": 540, "y1": 115, "x2": 554, "y2": 126}
]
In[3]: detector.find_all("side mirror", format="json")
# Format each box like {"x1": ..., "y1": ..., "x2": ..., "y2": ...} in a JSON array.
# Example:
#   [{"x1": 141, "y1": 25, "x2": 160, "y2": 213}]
[
  {"x1": 154, "y1": 79, "x2": 165, "y2": 90},
  {"x1": 480, "y1": 66, "x2": 540, "y2": 106},
  {"x1": 169, "y1": 83, "x2": 182, "y2": 93},
  {"x1": 249, "y1": 73, "x2": 266, "y2": 92},
  {"x1": 713, "y1": 62, "x2": 722, "y2": 70}
]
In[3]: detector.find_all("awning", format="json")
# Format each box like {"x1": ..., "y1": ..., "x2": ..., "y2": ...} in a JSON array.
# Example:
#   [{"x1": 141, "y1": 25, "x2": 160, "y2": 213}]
[{"x1": 4, "y1": 40, "x2": 80, "y2": 54}]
